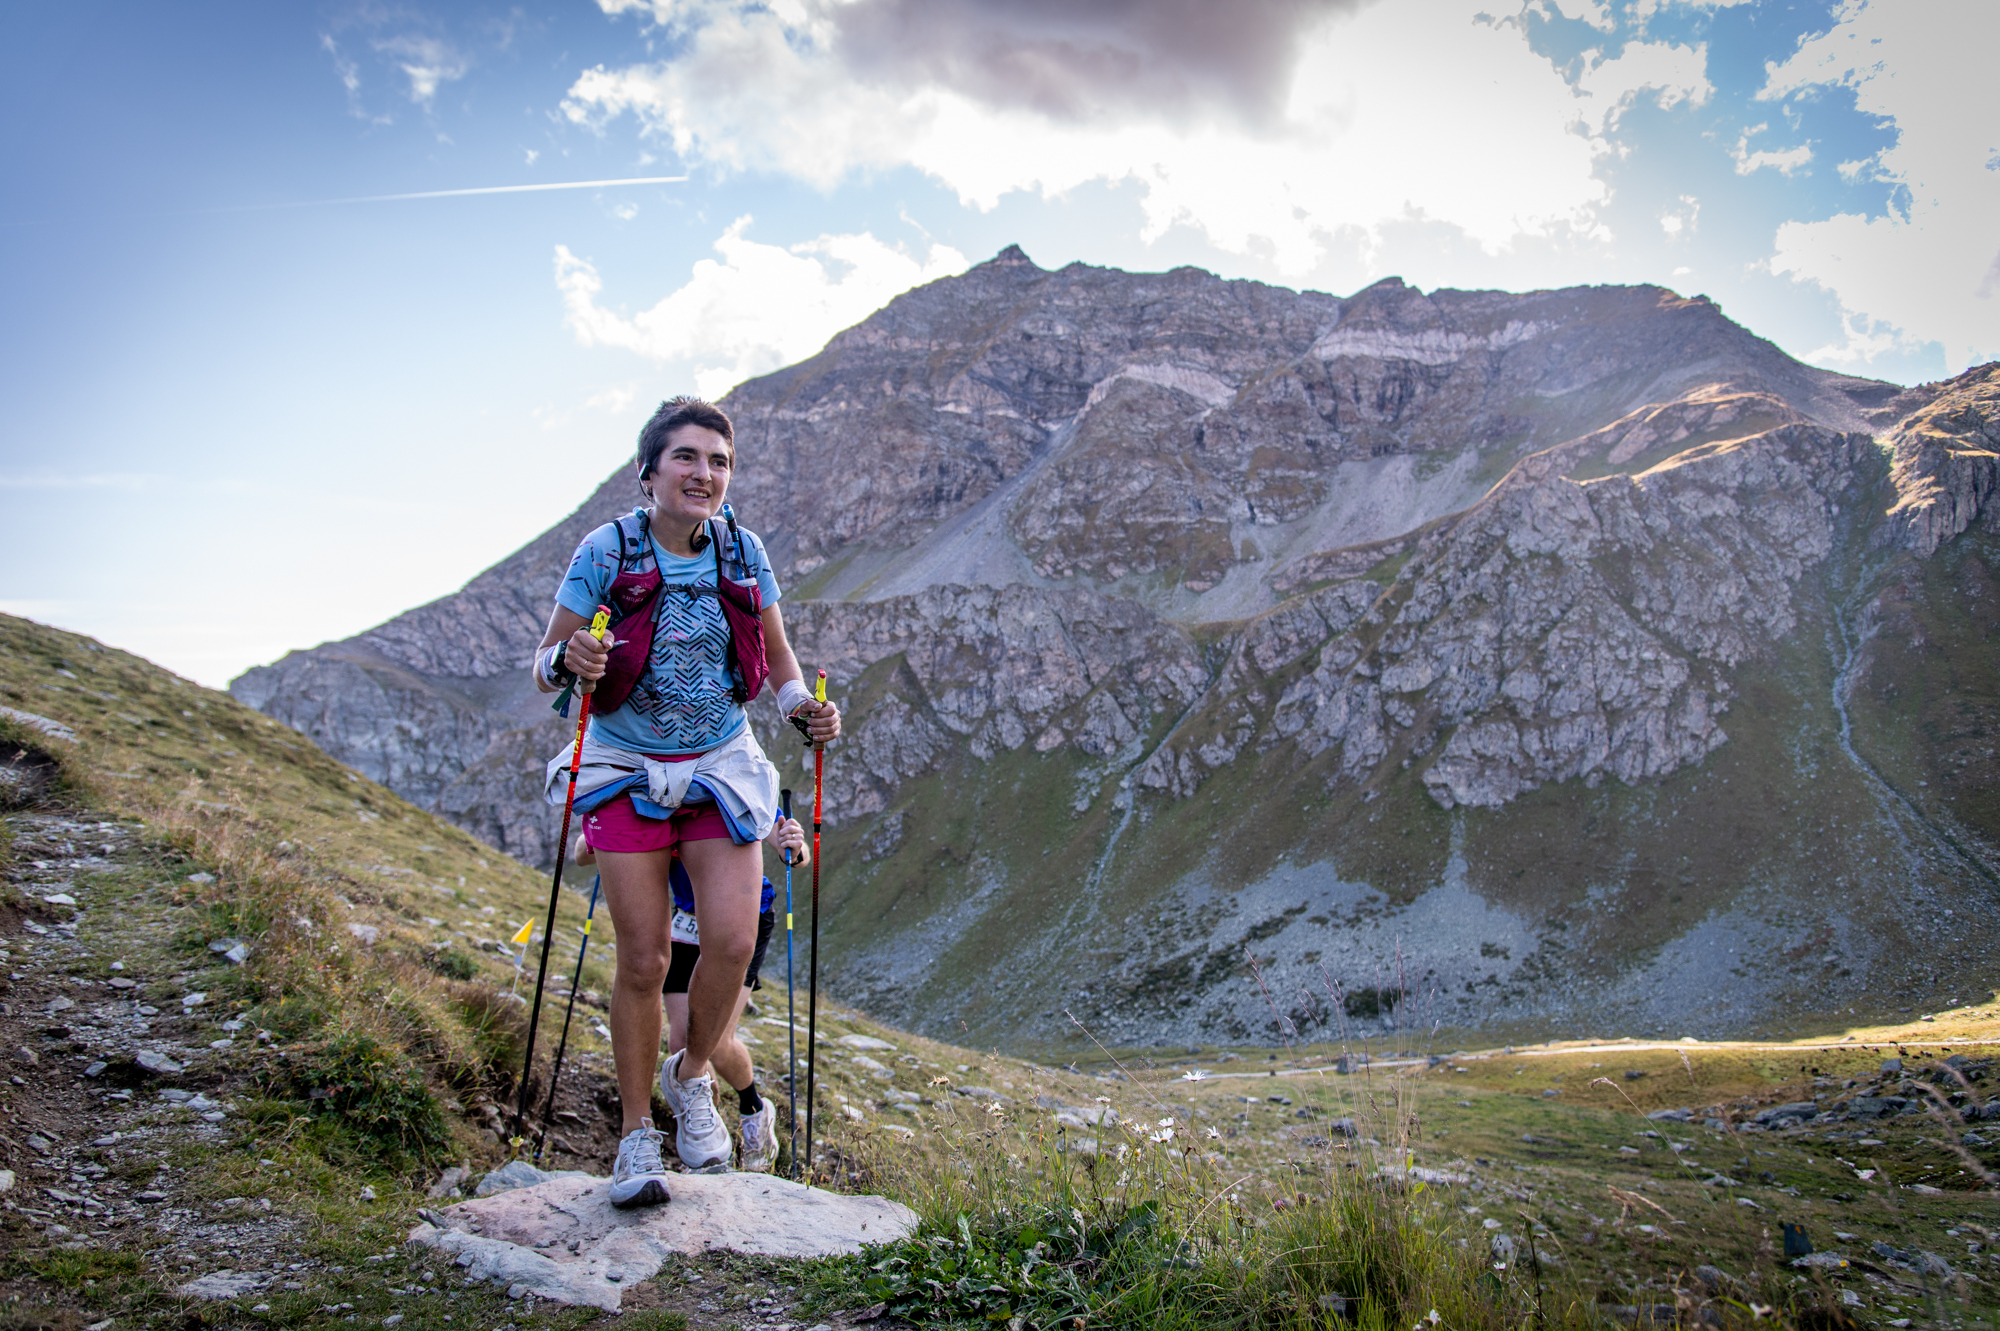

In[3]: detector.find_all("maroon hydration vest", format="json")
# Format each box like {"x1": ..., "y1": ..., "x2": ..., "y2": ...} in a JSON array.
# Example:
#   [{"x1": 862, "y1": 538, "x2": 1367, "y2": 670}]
[{"x1": 593, "y1": 513, "x2": 769, "y2": 713}]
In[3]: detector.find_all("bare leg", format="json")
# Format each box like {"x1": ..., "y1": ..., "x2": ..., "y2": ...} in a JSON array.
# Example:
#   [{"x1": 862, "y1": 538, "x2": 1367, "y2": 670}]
[
  {"x1": 596, "y1": 849, "x2": 676, "y2": 1134},
  {"x1": 667, "y1": 982, "x2": 757, "y2": 1096},
  {"x1": 663, "y1": 992, "x2": 690, "y2": 1056},
  {"x1": 710, "y1": 987, "x2": 757, "y2": 1090},
  {"x1": 673, "y1": 836, "x2": 762, "y2": 1085}
]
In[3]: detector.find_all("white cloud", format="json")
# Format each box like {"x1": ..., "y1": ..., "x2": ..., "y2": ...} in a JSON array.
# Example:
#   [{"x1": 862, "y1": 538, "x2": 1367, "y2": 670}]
[
  {"x1": 555, "y1": 217, "x2": 969, "y2": 398},
  {"x1": 1730, "y1": 124, "x2": 1812, "y2": 176},
  {"x1": 1570, "y1": 39, "x2": 1711, "y2": 132},
  {"x1": 1760, "y1": 0, "x2": 2000, "y2": 372},
  {"x1": 1541, "y1": 0, "x2": 1615, "y2": 32},
  {"x1": 1659, "y1": 194, "x2": 1699, "y2": 238},
  {"x1": 322, "y1": 34, "x2": 360, "y2": 94},
  {"x1": 563, "y1": 0, "x2": 1719, "y2": 275},
  {"x1": 373, "y1": 34, "x2": 469, "y2": 107},
  {"x1": 530, "y1": 381, "x2": 646, "y2": 433}
]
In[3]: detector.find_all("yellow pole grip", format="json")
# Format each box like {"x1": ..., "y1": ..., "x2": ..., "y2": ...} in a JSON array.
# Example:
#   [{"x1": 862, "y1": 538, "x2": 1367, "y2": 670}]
[{"x1": 579, "y1": 607, "x2": 612, "y2": 696}]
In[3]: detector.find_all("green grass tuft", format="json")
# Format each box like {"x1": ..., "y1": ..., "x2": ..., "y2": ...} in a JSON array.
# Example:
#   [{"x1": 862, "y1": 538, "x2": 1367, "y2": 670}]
[
  {"x1": 422, "y1": 944, "x2": 480, "y2": 981},
  {"x1": 259, "y1": 1029, "x2": 455, "y2": 1166}
]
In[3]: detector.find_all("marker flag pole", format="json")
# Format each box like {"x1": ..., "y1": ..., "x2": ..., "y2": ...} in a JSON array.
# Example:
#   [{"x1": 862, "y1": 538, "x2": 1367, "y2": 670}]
[{"x1": 507, "y1": 917, "x2": 534, "y2": 994}]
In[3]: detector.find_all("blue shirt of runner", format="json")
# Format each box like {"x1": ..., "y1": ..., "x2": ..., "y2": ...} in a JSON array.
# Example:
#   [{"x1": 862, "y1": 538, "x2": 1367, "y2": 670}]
[{"x1": 555, "y1": 511, "x2": 782, "y2": 755}]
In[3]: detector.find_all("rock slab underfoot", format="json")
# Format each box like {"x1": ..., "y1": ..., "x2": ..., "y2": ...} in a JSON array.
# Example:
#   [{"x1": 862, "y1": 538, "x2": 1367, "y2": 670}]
[{"x1": 407, "y1": 1172, "x2": 918, "y2": 1310}]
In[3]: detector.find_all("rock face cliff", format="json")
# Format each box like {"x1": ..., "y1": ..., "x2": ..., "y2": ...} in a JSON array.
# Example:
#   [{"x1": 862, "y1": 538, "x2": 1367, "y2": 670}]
[{"x1": 234, "y1": 249, "x2": 2000, "y2": 1049}]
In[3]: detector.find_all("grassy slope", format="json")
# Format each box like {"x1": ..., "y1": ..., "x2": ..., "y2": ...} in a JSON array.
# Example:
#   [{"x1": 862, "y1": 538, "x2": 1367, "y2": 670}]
[
  {"x1": 1841, "y1": 511, "x2": 2000, "y2": 869},
  {"x1": 3, "y1": 611, "x2": 1998, "y2": 1330}
]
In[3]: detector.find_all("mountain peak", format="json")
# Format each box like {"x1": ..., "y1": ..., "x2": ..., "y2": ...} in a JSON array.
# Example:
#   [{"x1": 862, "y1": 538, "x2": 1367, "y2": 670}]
[{"x1": 984, "y1": 243, "x2": 1038, "y2": 269}]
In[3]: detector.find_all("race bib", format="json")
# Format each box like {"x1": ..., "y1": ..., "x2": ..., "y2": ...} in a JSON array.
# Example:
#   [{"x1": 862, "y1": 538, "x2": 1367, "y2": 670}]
[{"x1": 671, "y1": 908, "x2": 700, "y2": 946}]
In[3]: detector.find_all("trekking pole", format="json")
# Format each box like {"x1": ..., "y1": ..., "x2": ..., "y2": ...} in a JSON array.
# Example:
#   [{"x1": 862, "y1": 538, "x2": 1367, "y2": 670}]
[
  {"x1": 781, "y1": 787, "x2": 799, "y2": 1180},
  {"x1": 532, "y1": 873, "x2": 601, "y2": 1163},
  {"x1": 804, "y1": 669, "x2": 826, "y2": 1184},
  {"x1": 515, "y1": 606, "x2": 611, "y2": 1143}
]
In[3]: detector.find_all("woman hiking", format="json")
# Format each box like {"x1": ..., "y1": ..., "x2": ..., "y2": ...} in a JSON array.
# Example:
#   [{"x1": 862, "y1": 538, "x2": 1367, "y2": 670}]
[{"x1": 530, "y1": 395, "x2": 839, "y2": 1207}]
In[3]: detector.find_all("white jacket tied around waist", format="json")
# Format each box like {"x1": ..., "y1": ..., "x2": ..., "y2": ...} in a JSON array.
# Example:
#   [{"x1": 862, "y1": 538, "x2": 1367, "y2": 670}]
[{"x1": 543, "y1": 725, "x2": 780, "y2": 845}]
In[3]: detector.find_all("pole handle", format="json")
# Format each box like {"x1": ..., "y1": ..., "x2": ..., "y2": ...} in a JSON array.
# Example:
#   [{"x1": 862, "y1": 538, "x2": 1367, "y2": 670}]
[
  {"x1": 578, "y1": 606, "x2": 612, "y2": 696},
  {"x1": 780, "y1": 787, "x2": 793, "y2": 865},
  {"x1": 812, "y1": 668, "x2": 827, "y2": 750}
]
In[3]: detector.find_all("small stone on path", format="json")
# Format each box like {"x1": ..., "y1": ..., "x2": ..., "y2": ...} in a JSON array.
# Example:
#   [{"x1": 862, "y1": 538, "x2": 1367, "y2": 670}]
[
  {"x1": 473, "y1": 1159, "x2": 592, "y2": 1197},
  {"x1": 427, "y1": 1166, "x2": 470, "y2": 1199},
  {"x1": 179, "y1": 1270, "x2": 268, "y2": 1300},
  {"x1": 835, "y1": 1034, "x2": 894, "y2": 1050}
]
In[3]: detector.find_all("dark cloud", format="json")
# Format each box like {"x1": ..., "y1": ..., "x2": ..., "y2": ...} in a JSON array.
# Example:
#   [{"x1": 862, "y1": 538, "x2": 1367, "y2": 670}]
[{"x1": 827, "y1": 0, "x2": 1362, "y2": 128}]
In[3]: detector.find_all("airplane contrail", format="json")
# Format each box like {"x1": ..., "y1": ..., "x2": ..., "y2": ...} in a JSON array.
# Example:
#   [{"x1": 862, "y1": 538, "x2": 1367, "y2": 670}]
[
  {"x1": 185, "y1": 175, "x2": 690, "y2": 215},
  {"x1": 333, "y1": 175, "x2": 689, "y2": 203}
]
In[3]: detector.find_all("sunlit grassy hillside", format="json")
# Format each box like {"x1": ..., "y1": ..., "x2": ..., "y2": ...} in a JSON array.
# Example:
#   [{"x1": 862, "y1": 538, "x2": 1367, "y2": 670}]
[{"x1": 3, "y1": 610, "x2": 1997, "y2": 1331}]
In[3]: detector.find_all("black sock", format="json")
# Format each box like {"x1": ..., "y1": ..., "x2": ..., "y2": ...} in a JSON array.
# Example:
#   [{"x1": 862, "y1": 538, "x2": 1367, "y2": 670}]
[{"x1": 738, "y1": 1084, "x2": 763, "y2": 1115}]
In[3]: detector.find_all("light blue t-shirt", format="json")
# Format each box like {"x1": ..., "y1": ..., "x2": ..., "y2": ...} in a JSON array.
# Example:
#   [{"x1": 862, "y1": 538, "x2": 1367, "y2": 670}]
[{"x1": 555, "y1": 511, "x2": 781, "y2": 754}]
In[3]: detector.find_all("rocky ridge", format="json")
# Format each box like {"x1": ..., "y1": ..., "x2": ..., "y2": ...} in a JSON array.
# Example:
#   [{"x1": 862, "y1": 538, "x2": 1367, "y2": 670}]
[{"x1": 231, "y1": 248, "x2": 2000, "y2": 1046}]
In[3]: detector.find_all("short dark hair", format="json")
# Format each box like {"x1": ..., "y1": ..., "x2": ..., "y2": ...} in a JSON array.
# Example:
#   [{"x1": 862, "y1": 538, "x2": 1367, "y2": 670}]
[{"x1": 636, "y1": 396, "x2": 735, "y2": 484}]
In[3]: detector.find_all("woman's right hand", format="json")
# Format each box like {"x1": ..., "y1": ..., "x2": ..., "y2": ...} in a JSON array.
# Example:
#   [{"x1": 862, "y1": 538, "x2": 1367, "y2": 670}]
[{"x1": 565, "y1": 624, "x2": 615, "y2": 681}]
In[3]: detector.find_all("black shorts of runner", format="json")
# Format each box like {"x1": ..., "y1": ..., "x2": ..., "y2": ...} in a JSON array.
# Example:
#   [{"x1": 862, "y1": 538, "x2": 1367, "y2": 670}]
[{"x1": 663, "y1": 909, "x2": 775, "y2": 996}]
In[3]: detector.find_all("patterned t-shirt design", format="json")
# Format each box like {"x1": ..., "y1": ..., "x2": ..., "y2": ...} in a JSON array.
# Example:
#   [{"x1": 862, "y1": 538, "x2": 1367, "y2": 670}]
[
  {"x1": 554, "y1": 510, "x2": 781, "y2": 755},
  {"x1": 624, "y1": 568, "x2": 735, "y2": 750}
]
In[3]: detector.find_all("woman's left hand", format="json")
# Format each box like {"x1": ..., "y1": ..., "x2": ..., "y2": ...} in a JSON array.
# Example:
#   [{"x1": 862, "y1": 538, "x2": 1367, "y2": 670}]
[{"x1": 798, "y1": 697, "x2": 841, "y2": 745}]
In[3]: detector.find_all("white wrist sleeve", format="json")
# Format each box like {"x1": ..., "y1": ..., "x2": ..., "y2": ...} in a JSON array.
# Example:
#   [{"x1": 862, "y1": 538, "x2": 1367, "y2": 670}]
[{"x1": 777, "y1": 678, "x2": 814, "y2": 717}]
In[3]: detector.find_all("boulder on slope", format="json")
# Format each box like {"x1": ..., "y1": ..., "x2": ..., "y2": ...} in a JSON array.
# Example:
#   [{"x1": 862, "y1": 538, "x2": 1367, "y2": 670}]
[{"x1": 409, "y1": 1171, "x2": 917, "y2": 1310}]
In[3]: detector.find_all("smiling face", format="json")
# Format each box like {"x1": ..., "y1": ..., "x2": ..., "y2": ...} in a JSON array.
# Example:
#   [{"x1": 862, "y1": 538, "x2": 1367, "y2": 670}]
[{"x1": 644, "y1": 423, "x2": 734, "y2": 531}]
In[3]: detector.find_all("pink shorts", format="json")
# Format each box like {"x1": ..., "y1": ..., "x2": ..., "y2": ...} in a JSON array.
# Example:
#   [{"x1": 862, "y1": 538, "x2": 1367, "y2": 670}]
[{"x1": 581, "y1": 797, "x2": 730, "y2": 854}]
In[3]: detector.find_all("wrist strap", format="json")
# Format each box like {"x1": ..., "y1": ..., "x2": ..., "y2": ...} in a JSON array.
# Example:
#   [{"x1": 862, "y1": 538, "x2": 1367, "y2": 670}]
[
  {"x1": 540, "y1": 642, "x2": 578, "y2": 690},
  {"x1": 777, "y1": 678, "x2": 814, "y2": 717}
]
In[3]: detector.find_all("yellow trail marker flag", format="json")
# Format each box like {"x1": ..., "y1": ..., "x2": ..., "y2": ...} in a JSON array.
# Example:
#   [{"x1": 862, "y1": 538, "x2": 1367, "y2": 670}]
[{"x1": 511, "y1": 919, "x2": 534, "y2": 945}]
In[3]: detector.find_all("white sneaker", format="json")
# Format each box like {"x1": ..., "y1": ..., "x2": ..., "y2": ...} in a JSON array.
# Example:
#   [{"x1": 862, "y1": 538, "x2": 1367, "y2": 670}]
[
  {"x1": 608, "y1": 1119, "x2": 671, "y2": 1208},
  {"x1": 660, "y1": 1049, "x2": 731, "y2": 1173},
  {"x1": 739, "y1": 1096, "x2": 778, "y2": 1173}
]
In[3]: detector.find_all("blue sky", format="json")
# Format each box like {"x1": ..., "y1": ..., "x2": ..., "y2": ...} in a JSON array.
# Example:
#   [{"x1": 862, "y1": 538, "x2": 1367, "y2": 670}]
[{"x1": 2, "y1": 0, "x2": 1993, "y2": 688}]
